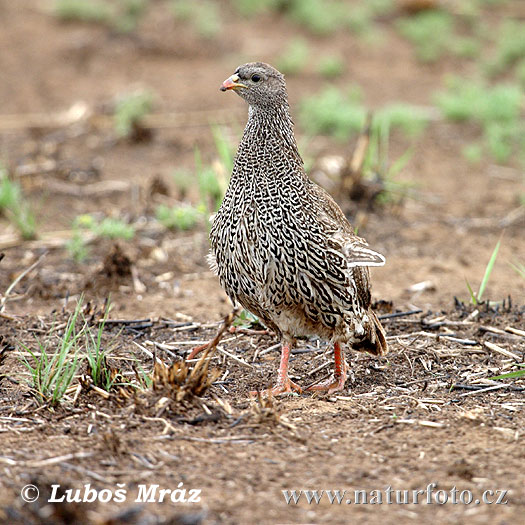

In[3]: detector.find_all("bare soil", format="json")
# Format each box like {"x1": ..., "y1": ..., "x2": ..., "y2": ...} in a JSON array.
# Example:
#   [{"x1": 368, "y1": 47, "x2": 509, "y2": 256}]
[{"x1": 1, "y1": 2, "x2": 524, "y2": 524}]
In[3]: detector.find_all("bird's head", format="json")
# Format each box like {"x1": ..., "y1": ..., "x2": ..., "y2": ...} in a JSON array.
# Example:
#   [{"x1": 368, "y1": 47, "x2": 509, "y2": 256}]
[{"x1": 220, "y1": 62, "x2": 287, "y2": 108}]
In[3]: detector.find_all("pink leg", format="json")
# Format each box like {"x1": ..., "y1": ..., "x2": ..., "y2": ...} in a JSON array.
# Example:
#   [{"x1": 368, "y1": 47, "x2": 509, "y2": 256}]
[
  {"x1": 186, "y1": 342, "x2": 209, "y2": 360},
  {"x1": 251, "y1": 342, "x2": 303, "y2": 396},
  {"x1": 308, "y1": 342, "x2": 348, "y2": 393}
]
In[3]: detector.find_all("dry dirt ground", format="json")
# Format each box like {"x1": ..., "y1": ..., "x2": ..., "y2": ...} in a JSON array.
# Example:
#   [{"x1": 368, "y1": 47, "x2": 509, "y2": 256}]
[{"x1": 1, "y1": 2, "x2": 524, "y2": 524}]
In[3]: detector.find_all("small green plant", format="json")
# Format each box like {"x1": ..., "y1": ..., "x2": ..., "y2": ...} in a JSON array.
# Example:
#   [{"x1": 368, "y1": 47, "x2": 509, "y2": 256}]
[
  {"x1": 53, "y1": 0, "x2": 113, "y2": 23},
  {"x1": 114, "y1": 90, "x2": 153, "y2": 138},
  {"x1": 113, "y1": 0, "x2": 147, "y2": 33},
  {"x1": 487, "y1": 20, "x2": 525, "y2": 76},
  {"x1": 375, "y1": 103, "x2": 430, "y2": 138},
  {"x1": 132, "y1": 361, "x2": 153, "y2": 390},
  {"x1": 489, "y1": 364, "x2": 525, "y2": 381},
  {"x1": 397, "y1": 10, "x2": 454, "y2": 63},
  {"x1": 462, "y1": 142, "x2": 483, "y2": 163},
  {"x1": 510, "y1": 260, "x2": 525, "y2": 280},
  {"x1": 194, "y1": 147, "x2": 225, "y2": 212},
  {"x1": 156, "y1": 203, "x2": 203, "y2": 231},
  {"x1": 233, "y1": 309, "x2": 263, "y2": 330},
  {"x1": 231, "y1": 0, "x2": 279, "y2": 16},
  {"x1": 171, "y1": 168, "x2": 194, "y2": 199},
  {"x1": 96, "y1": 217, "x2": 135, "y2": 239},
  {"x1": 19, "y1": 301, "x2": 84, "y2": 406},
  {"x1": 277, "y1": 38, "x2": 310, "y2": 76},
  {"x1": 66, "y1": 230, "x2": 90, "y2": 263},
  {"x1": 300, "y1": 86, "x2": 366, "y2": 141},
  {"x1": 66, "y1": 214, "x2": 134, "y2": 261},
  {"x1": 317, "y1": 56, "x2": 345, "y2": 79},
  {"x1": 0, "y1": 168, "x2": 37, "y2": 240},
  {"x1": 288, "y1": 0, "x2": 344, "y2": 35},
  {"x1": 171, "y1": 0, "x2": 222, "y2": 39},
  {"x1": 84, "y1": 305, "x2": 117, "y2": 391},
  {"x1": 435, "y1": 77, "x2": 523, "y2": 163},
  {"x1": 465, "y1": 239, "x2": 501, "y2": 305},
  {"x1": 362, "y1": 120, "x2": 417, "y2": 205},
  {"x1": 54, "y1": 0, "x2": 152, "y2": 33},
  {"x1": 450, "y1": 37, "x2": 481, "y2": 59},
  {"x1": 211, "y1": 125, "x2": 234, "y2": 175},
  {"x1": 345, "y1": 5, "x2": 373, "y2": 34},
  {"x1": 300, "y1": 87, "x2": 430, "y2": 141}
]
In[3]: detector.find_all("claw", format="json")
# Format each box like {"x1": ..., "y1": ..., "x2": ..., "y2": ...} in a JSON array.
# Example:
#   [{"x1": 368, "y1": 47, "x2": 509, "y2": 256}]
[
  {"x1": 250, "y1": 377, "x2": 303, "y2": 397},
  {"x1": 308, "y1": 341, "x2": 348, "y2": 394},
  {"x1": 307, "y1": 373, "x2": 346, "y2": 394}
]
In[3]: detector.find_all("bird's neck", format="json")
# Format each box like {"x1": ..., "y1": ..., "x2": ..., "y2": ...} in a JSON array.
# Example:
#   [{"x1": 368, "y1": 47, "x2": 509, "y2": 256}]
[{"x1": 236, "y1": 103, "x2": 304, "y2": 172}]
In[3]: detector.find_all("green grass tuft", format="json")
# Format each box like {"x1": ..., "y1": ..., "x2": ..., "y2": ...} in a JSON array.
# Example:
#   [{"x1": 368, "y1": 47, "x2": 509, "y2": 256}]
[
  {"x1": 277, "y1": 38, "x2": 310, "y2": 76},
  {"x1": 155, "y1": 204, "x2": 203, "y2": 231},
  {"x1": 0, "y1": 167, "x2": 37, "y2": 240},
  {"x1": 19, "y1": 300, "x2": 84, "y2": 406},
  {"x1": 231, "y1": 0, "x2": 279, "y2": 17},
  {"x1": 509, "y1": 260, "x2": 525, "y2": 280},
  {"x1": 435, "y1": 77, "x2": 523, "y2": 163},
  {"x1": 66, "y1": 231, "x2": 90, "y2": 263},
  {"x1": 300, "y1": 87, "x2": 430, "y2": 141},
  {"x1": 114, "y1": 91, "x2": 153, "y2": 138},
  {"x1": 487, "y1": 19, "x2": 525, "y2": 75},
  {"x1": 317, "y1": 56, "x2": 345, "y2": 79},
  {"x1": 171, "y1": 0, "x2": 222, "y2": 39},
  {"x1": 299, "y1": 86, "x2": 366, "y2": 141},
  {"x1": 95, "y1": 217, "x2": 135, "y2": 240},
  {"x1": 84, "y1": 304, "x2": 117, "y2": 392},
  {"x1": 397, "y1": 10, "x2": 454, "y2": 63},
  {"x1": 288, "y1": 0, "x2": 344, "y2": 35},
  {"x1": 53, "y1": 0, "x2": 112, "y2": 23},
  {"x1": 466, "y1": 239, "x2": 501, "y2": 305}
]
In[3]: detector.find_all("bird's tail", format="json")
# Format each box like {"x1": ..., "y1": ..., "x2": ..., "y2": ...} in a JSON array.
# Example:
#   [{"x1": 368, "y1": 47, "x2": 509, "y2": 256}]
[{"x1": 353, "y1": 309, "x2": 388, "y2": 356}]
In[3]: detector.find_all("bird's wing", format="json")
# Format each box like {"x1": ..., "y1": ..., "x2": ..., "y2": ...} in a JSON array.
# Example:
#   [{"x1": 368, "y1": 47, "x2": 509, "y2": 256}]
[
  {"x1": 343, "y1": 238, "x2": 386, "y2": 267},
  {"x1": 307, "y1": 180, "x2": 386, "y2": 268}
]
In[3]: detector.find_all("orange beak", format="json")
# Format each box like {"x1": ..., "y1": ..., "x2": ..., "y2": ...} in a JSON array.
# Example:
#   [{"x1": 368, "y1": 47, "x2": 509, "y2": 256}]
[{"x1": 220, "y1": 74, "x2": 247, "y2": 92}]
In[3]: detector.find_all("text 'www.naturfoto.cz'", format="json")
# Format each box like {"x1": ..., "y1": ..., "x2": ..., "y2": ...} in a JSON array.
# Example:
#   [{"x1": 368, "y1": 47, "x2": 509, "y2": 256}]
[{"x1": 283, "y1": 484, "x2": 509, "y2": 505}]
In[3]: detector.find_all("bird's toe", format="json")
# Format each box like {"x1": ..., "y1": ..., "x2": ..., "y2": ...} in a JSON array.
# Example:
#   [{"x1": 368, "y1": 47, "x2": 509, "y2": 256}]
[
  {"x1": 250, "y1": 378, "x2": 303, "y2": 397},
  {"x1": 307, "y1": 374, "x2": 347, "y2": 394}
]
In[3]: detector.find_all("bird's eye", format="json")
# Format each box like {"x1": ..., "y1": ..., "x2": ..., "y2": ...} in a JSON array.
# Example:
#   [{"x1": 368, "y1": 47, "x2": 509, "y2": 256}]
[{"x1": 251, "y1": 74, "x2": 261, "y2": 83}]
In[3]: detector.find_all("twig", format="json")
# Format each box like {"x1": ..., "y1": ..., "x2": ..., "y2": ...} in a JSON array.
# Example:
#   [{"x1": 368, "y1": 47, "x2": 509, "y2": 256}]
[
  {"x1": 0, "y1": 451, "x2": 93, "y2": 467},
  {"x1": 484, "y1": 341, "x2": 521, "y2": 361},
  {"x1": 185, "y1": 308, "x2": 240, "y2": 360},
  {"x1": 378, "y1": 309, "x2": 422, "y2": 321},
  {"x1": 61, "y1": 462, "x2": 111, "y2": 483},
  {"x1": 340, "y1": 112, "x2": 373, "y2": 193},
  {"x1": 45, "y1": 179, "x2": 131, "y2": 197},
  {"x1": 216, "y1": 345, "x2": 254, "y2": 369},
  {"x1": 168, "y1": 435, "x2": 256, "y2": 444},
  {"x1": 459, "y1": 384, "x2": 508, "y2": 397},
  {"x1": 505, "y1": 326, "x2": 525, "y2": 337},
  {"x1": 306, "y1": 361, "x2": 331, "y2": 377},
  {"x1": 102, "y1": 318, "x2": 152, "y2": 325},
  {"x1": 0, "y1": 252, "x2": 47, "y2": 312},
  {"x1": 258, "y1": 343, "x2": 281, "y2": 357}
]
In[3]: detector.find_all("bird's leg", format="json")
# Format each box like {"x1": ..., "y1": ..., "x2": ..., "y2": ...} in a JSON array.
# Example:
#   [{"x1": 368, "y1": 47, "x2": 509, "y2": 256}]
[
  {"x1": 251, "y1": 342, "x2": 303, "y2": 396},
  {"x1": 186, "y1": 342, "x2": 209, "y2": 360},
  {"x1": 308, "y1": 342, "x2": 348, "y2": 393}
]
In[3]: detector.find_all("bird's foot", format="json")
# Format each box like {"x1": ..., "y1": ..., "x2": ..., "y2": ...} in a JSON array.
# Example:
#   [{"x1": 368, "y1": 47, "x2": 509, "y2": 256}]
[
  {"x1": 250, "y1": 378, "x2": 303, "y2": 397},
  {"x1": 307, "y1": 371, "x2": 347, "y2": 394}
]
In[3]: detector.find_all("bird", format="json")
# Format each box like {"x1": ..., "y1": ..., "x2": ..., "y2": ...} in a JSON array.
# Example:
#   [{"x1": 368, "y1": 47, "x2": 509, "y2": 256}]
[{"x1": 196, "y1": 62, "x2": 387, "y2": 395}]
